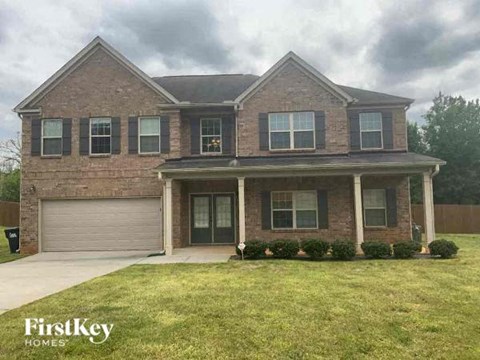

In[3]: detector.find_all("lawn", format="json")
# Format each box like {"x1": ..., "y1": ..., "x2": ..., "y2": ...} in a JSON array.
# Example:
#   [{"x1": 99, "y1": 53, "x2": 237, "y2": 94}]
[
  {"x1": 0, "y1": 226, "x2": 26, "y2": 264},
  {"x1": 1, "y1": 235, "x2": 480, "y2": 359}
]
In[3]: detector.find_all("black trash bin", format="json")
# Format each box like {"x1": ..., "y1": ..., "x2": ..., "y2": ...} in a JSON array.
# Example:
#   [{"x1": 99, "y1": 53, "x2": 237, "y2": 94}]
[{"x1": 4, "y1": 227, "x2": 19, "y2": 254}]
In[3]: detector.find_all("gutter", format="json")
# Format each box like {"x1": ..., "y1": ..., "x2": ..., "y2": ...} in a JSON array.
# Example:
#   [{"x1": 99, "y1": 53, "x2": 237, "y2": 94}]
[
  {"x1": 157, "y1": 102, "x2": 237, "y2": 109},
  {"x1": 13, "y1": 108, "x2": 41, "y2": 114}
]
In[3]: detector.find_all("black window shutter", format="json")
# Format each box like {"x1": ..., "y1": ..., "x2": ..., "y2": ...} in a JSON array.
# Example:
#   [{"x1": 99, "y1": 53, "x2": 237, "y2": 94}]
[
  {"x1": 259, "y1": 113, "x2": 269, "y2": 151},
  {"x1": 382, "y1": 111, "x2": 393, "y2": 149},
  {"x1": 79, "y1": 118, "x2": 90, "y2": 155},
  {"x1": 386, "y1": 187, "x2": 397, "y2": 227},
  {"x1": 111, "y1": 117, "x2": 121, "y2": 154},
  {"x1": 191, "y1": 117, "x2": 200, "y2": 154},
  {"x1": 160, "y1": 116, "x2": 170, "y2": 154},
  {"x1": 349, "y1": 111, "x2": 360, "y2": 150},
  {"x1": 317, "y1": 190, "x2": 329, "y2": 229},
  {"x1": 314, "y1": 111, "x2": 326, "y2": 149},
  {"x1": 128, "y1": 116, "x2": 138, "y2": 154},
  {"x1": 222, "y1": 115, "x2": 233, "y2": 155},
  {"x1": 261, "y1": 191, "x2": 271, "y2": 230},
  {"x1": 31, "y1": 118, "x2": 41, "y2": 156},
  {"x1": 62, "y1": 118, "x2": 72, "y2": 155}
]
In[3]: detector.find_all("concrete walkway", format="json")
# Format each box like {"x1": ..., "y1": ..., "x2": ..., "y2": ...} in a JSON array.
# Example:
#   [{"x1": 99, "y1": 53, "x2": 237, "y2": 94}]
[
  {"x1": 0, "y1": 247, "x2": 234, "y2": 314},
  {"x1": 138, "y1": 246, "x2": 235, "y2": 264}
]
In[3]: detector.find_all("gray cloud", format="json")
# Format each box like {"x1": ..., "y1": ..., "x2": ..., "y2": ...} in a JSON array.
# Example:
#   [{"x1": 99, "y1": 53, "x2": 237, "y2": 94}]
[
  {"x1": 372, "y1": 1, "x2": 480, "y2": 77},
  {"x1": 2, "y1": 0, "x2": 480, "y2": 140},
  {"x1": 100, "y1": 0, "x2": 233, "y2": 71}
]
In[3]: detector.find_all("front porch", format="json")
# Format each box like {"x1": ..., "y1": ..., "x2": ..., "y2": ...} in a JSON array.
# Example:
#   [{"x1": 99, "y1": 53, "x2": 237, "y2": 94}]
[{"x1": 159, "y1": 153, "x2": 444, "y2": 255}]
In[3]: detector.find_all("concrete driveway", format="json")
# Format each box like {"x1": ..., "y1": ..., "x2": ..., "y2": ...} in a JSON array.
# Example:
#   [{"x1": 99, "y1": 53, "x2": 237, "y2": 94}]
[{"x1": 0, "y1": 251, "x2": 150, "y2": 314}]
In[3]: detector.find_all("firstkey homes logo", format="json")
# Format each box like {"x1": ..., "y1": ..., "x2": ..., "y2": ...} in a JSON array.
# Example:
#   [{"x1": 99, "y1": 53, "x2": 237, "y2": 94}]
[{"x1": 25, "y1": 318, "x2": 114, "y2": 347}]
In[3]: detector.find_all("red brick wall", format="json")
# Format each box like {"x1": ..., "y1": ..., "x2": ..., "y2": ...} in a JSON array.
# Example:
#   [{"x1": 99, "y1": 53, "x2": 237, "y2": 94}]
[
  {"x1": 20, "y1": 48, "x2": 175, "y2": 254},
  {"x1": 237, "y1": 61, "x2": 408, "y2": 156},
  {"x1": 238, "y1": 62, "x2": 349, "y2": 156},
  {"x1": 244, "y1": 175, "x2": 411, "y2": 243}
]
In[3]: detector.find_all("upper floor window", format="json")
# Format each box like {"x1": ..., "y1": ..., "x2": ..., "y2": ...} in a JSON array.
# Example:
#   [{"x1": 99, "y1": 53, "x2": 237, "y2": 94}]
[
  {"x1": 360, "y1": 112, "x2": 383, "y2": 149},
  {"x1": 201, "y1": 118, "x2": 222, "y2": 154},
  {"x1": 42, "y1": 119, "x2": 62, "y2": 156},
  {"x1": 139, "y1": 117, "x2": 160, "y2": 154},
  {"x1": 269, "y1": 112, "x2": 315, "y2": 150},
  {"x1": 90, "y1": 118, "x2": 111, "y2": 155},
  {"x1": 363, "y1": 189, "x2": 386, "y2": 227},
  {"x1": 271, "y1": 191, "x2": 317, "y2": 229}
]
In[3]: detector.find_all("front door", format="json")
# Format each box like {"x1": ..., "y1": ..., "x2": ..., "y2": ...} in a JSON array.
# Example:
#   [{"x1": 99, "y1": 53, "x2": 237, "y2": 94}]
[{"x1": 191, "y1": 194, "x2": 235, "y2": 244}]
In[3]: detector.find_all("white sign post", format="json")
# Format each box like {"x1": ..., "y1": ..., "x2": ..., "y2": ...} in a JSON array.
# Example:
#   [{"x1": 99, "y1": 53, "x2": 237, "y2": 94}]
[{"x1": 237, "y1": 242, "x2": 246, "y2": 260}]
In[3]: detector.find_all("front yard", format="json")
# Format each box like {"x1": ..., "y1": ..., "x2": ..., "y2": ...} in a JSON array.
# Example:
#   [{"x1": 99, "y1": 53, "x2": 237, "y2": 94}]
[{"x1": 1, "y1": 235, "x2": 480, "y2": 359}]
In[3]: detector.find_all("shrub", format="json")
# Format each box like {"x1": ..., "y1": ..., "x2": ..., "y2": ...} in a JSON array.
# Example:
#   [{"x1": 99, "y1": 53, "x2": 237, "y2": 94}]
[
  {"x1": 429, "y1": 239, "x2": 459, "y2": 259},
  {"x1": 393, "y1": 242, "x2": 418, "y2": 259},
  {"x1": 269, "y1": 239, "x2": 300, "y2": 259},
  {"x1": 235, "y1": 240, "x2": 268, "y2": 259},
  {"x1": 301, "y1": 239, "x2": 330, "y2": 259},
  {"x1": 331, "y1": 240, "x2": 356, "y2": 260},
  {"x1": 361, "y1": 241, "x2": 392, "y2": 258}
]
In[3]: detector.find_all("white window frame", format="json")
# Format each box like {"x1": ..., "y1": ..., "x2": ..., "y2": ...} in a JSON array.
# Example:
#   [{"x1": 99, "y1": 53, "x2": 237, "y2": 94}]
[
  {"x1": 200, "y1": 118, "x2": 222, "y2": 154},
  {"x1": 359, "y1": 112, "x2": 383, "y2": 150},
  {"x1": 41, "y1": 119, "x2": 63, "y2": 156},
  {"x1": 268, "y1": 112, "x2": 315, "y2": 151},
  {"x1": 138, "y1": 117, "x2": 161, "y2": 154},
  {"x1": 363, "y1": 189, "x2": 387, "y2": 228},
  {"x1": 89, "y1": 118, "x2": 112, "y2": 155},
  {"x1": 271, "y1": 190, "x2": 318, "y2": 230}
]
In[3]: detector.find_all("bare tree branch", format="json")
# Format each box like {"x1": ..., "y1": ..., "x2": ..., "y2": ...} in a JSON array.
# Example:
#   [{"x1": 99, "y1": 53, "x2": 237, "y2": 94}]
[{"x1": 0, "y1": 132, "x2": 21, "y2": 171}]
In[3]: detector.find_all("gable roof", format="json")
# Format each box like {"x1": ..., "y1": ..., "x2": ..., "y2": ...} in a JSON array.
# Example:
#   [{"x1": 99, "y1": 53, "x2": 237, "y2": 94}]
[
  {"x1": 153, "y1": 74, "x2": 258, "y2": 103},
  {"x1": 234, "y1": 51, "x2": 355, "y2": 104},
  {"x1": 14, "y1": 36, "x2": 179, "y2": 112}
]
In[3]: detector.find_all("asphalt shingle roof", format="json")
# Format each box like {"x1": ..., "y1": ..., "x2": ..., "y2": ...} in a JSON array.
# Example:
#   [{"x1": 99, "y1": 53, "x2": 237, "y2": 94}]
[
  {"x1": 152, "y1": 74, "x2": 414, "y2": 105},
  {"x1": 158, "y1": 152, "x2": 444, "y2": 172}
]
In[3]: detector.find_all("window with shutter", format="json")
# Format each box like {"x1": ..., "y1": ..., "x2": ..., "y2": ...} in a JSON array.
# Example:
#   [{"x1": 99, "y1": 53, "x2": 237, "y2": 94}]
[
  {"x1": 363, "y1": 189, "x2": 387, "y2": 227},
  {"x1": 139, "y1": 117, "x2": 161, "y2": 154},
  {"x1": 90, "y1": 118, "x2": 111, "y2": 155},
  {"x1": 41, "y1": 119, "x2": 63, "y2": 156},
  {"x1": 359, "y1": 113, "x2": 383, "y2": 149}
]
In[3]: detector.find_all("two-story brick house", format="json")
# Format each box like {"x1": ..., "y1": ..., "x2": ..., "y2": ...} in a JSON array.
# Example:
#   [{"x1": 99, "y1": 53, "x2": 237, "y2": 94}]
[{"x1": 14, "y1": 37, "x2": 444, "y2": 255}]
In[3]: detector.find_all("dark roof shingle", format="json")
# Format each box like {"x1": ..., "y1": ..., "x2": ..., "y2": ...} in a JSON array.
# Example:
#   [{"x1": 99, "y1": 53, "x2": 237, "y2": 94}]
[
  {"x1": 153, "y1": 74, "x2": 259, "y2": 103},
  {"x1": 158, "y1": 152, "x2": 444, "y2": 172},
  {"x1": 153, "y1": 74, "x2": 414, "y2": 105}
]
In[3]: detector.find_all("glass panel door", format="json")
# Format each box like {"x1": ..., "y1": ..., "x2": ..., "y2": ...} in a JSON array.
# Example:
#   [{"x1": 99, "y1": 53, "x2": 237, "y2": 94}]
[
  {"x1": 213, "y1": 194, "x2": 235, "y2": 244},
  {"x1": 191, "y1": 195, "x2": 212, "y2": 244}
]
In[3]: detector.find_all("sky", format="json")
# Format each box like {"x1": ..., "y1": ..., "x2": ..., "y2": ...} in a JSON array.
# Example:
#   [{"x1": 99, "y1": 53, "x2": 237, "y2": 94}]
[{"x1": 1, "y1": 0, "x2": 480, "y2": 141}]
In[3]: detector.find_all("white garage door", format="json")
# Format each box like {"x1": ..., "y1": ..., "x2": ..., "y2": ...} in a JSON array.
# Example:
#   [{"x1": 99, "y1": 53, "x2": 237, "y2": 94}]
[{"x1": 41, "y1": 198, "x2": 162, "y2": 251}]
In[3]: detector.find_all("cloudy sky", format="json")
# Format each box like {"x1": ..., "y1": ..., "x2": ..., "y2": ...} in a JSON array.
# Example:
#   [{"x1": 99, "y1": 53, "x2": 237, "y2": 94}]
[{"x1": 1, "y1": 0, "x2": 480, "y2": 141}]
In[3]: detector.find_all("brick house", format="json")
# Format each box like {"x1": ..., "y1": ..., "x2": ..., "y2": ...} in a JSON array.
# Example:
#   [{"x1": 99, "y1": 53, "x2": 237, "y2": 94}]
[{"x1": 14, "y1": 37, "x2": 444, "y2": 255}]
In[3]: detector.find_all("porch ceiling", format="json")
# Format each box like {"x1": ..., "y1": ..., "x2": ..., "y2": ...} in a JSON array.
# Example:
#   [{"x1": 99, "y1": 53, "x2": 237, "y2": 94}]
[{"x1": 157, "y1": 152, "x2": 445, "y2": 179}]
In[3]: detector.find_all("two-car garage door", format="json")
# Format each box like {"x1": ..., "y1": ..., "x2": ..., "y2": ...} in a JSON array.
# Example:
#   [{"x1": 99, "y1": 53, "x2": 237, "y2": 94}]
[{"x1": 41, "y1": 198, "x2": 162, "y2": 251}]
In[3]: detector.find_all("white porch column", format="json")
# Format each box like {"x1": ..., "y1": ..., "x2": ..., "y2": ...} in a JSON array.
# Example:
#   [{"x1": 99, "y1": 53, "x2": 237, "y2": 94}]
[
  {"x1": 353, "y1": 174, "x2": 364, "y2": 252},
  {"x1": 423, "y1": 172, "x2": 435, "y2": 246},
  {"x1": 238, "y1": 177, "x2": 246, "y2": 244},
  {"x1": 164, "y1": 178, "x2": 173, "y2": 255}
]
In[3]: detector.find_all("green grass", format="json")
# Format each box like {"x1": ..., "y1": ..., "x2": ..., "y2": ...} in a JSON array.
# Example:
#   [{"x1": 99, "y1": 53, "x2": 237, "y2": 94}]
[
  {"x1": 0, "y1": 226, "x2": 26, "y2": 264},
  {"x1": 1, "y1": 235, "x2": 480, "y2": 359}
]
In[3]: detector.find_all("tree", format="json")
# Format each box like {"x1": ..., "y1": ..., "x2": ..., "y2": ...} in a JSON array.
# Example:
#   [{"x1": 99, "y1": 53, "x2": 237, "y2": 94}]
[
  {"x1": 423, "y1": 93, "x2": 480, "y2": 204},
  {"x1": 0, "y1": 169, "x2": 20, "y2": 202},
  {"x1": 0, "y1": 133, "x2": 21, "y2": 202},
  {"x1": 407, "y1": 122, "x2": 426, "y2": 203},
  {"x1": 0, "y1": 132, "x2": 21, "y2": 170}
]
